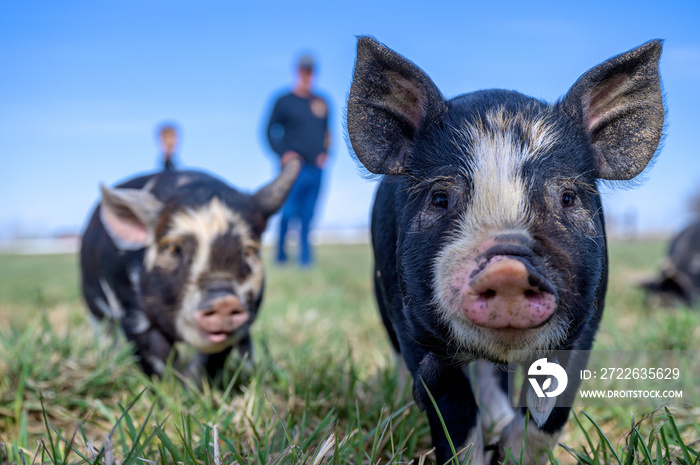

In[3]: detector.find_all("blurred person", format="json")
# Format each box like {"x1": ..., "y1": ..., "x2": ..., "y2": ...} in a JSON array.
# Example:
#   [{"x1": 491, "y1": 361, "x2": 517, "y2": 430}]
[
  {"x1": 158, "y1": 123, "x2": 180, "y2": 171},
  {"x1": 266, "y1": 53, "x2": 331, "y2": 268}
]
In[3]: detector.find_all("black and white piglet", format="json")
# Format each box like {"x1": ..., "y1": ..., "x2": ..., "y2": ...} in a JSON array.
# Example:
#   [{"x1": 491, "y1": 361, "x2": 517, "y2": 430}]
[
  {"x1": 80, "y1": 161, "x2": 300, "y2": 381},
  {"x1": 347, "y1": 37, "x2": 664, "y2": 463}
]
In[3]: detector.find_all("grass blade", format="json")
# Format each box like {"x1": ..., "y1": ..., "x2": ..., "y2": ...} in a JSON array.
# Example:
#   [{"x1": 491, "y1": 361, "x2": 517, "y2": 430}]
[
  {"x1": 419, "y1": 377, "x2": 458, "y2": 465},
  {"x1": 664, "y1": 407, "x2": 695, "y2": 465},
  {"x1": 633, "y1": 426, "x2": 654, "y2": 464},
  {"x1": 581, "y1": 410, "x2": 622, "y2": 465}
]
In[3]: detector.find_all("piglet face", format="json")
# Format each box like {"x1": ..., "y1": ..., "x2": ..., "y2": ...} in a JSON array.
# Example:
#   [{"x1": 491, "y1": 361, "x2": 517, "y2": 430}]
[
  {"x1": 393, "y1": 105, "x2": 606, "y2": 361},
  {"x1": 141, "y1": 197, "x2": 263, "y2": 353}
]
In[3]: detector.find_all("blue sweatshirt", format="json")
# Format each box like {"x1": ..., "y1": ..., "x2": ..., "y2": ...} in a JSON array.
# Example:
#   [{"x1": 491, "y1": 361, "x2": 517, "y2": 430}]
[{"x1": 267, "y1": 92, "x2": 329, "y2": 165}]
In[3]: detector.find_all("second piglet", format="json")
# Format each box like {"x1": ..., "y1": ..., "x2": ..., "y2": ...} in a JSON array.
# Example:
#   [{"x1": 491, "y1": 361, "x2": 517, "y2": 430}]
[{"x1": 80, "y1": 160, "x2": 301, "y2": 383}]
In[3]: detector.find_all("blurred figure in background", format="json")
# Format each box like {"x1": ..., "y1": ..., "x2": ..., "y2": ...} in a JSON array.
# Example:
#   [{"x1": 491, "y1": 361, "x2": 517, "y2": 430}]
[
  {"x1": 266, "y1": 53, "x2": 331, "y2": 268},
  {"x1": 158, "y1": 123, "x2": 180, "y2": 171}
]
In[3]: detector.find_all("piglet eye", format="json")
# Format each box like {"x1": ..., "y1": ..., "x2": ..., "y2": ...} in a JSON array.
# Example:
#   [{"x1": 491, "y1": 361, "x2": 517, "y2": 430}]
[
  {"x1": 169, "y1": 244, "x2": 183, "y2": 257},
  {"x1": 432, "y1": 191, "x2": 449, "y2": 210},
  {"x1": 561, "y1": 191, "x2": 576, "y2": 208}
]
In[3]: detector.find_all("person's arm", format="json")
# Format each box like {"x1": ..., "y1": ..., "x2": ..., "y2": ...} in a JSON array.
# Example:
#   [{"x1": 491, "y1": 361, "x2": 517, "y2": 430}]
[
  {"x1": 266, "y1": 99, "x2": 287, "y2": 158},
  {"x1": 316, "y1": 100, "x2": 331, "y2": 168}
]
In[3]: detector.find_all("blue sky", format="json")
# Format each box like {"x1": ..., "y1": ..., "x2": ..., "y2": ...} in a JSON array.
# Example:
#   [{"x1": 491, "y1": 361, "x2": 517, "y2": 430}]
[{"x1": 1, "y1": 0, "x2": 699, "y2": 240}]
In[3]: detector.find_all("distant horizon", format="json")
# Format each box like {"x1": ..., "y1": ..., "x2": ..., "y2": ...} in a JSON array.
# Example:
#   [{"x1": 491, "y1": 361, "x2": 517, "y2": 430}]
[
  {"x1": 0, "y1": 220, "x2": 686, "y2": 245},
  {"x1": 0, "y1": 228, "x2": 683, "y2": 258}
]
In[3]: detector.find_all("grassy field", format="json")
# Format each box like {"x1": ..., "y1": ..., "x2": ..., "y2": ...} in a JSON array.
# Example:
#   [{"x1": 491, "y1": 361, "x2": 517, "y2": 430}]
[{"x1": 0, "y1": 241, "x2": 699, "y2": 464}]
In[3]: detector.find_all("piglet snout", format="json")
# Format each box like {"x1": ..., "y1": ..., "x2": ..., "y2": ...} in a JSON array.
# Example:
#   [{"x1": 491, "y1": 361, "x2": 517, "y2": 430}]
[
  {"x1": 196, "y1": 294, "x2": 249, "y2": 343},
  {"x1": 461, "y1": 257, "x2": 557, "y2": 329}
]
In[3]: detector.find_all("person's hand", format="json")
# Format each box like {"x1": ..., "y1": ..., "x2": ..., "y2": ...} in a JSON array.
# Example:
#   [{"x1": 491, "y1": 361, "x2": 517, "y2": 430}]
[
  {"x1": 315, "y1": 152, "x2": 328, "y2": 168},
  {"x1": 281, "y1": 151, "x2": 301, "y2": 165}
]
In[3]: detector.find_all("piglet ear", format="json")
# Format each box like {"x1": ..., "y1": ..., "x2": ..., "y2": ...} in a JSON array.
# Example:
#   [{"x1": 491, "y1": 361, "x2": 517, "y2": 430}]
[
  {"x1": 253, "y1": 158, "x2": 301, "y2": 219},
  {"x1": 99, "y1": 184, "x2": 163, "y2": 250},
  {"x1": 561, "y1": 40, "x2": 665, "y2": 181},
  {"x1": 347, "y1": 36, "x2": 447, "y2": 175}
]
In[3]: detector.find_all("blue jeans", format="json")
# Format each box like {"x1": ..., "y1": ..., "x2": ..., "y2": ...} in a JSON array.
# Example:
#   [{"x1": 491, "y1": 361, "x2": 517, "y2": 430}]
[{"x1": 277, "y1": 164, "x2": 322, "y2": 266}]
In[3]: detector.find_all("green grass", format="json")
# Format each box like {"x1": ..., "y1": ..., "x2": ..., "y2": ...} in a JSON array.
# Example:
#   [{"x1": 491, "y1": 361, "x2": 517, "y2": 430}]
[{"x1": 0, "y1": 241, "x2": 699, "y2": 464}]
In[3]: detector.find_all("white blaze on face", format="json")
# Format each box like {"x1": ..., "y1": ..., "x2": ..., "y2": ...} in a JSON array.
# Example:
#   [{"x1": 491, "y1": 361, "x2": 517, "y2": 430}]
[
  {"x1": 453, "y1": 107, "x2": 556, "y2": 242},
  {"x1": 432, "y1": 107, "x2": 563, "y2": 358},
  {"x1": 148, "y1": 197, "x2": 261, "y2": 352}
]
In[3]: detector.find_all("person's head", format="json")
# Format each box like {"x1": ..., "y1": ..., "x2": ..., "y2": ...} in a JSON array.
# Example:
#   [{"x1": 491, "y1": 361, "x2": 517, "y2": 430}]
[
  {"x1": 158, "y1": 124, "x2": 179, "y2": 157},
  {"x1": 295, "y1": 54, "x2": 316, "y2": 92}
]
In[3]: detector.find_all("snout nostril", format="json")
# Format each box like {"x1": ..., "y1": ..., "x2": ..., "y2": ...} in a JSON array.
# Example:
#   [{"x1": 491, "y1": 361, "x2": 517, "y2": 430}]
[
  {"x1": 481, "y1": 289, "x2": 497, "y2": 299},
  {"x1": 524, "y1": 289, "x2": 536, "y2": 298}
]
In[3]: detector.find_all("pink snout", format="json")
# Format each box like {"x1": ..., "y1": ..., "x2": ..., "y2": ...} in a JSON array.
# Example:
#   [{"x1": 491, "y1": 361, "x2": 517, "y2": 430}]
[
  {"x1": 461, "y1": 257, "x2": 557, "y2": 329},
  {"x1": 195, "y1": 295, "x2": 249, "y2": 344}
]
